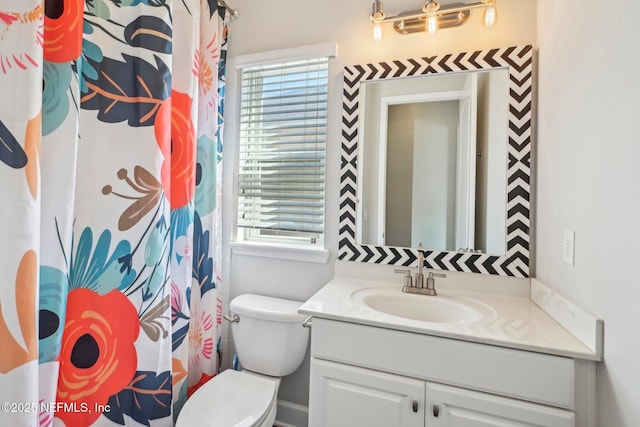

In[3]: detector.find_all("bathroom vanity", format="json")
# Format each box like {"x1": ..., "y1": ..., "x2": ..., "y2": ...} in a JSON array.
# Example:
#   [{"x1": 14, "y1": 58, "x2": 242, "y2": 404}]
[
  {"x1": 310, "y1": 43, "x2": 602, "y2": 426},
  {"x1": 299, "y1": 277, "x2": 602, "y2": 427}
]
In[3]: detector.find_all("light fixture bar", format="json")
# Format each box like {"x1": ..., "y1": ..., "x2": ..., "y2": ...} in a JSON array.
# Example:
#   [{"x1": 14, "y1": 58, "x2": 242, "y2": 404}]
[
  {"x1": 393, "y1": 10, "x2": 470, "y2": 34},
  {"x1": 378, "y1": 1, "x2": 487, "y2": 25},
  {"x1": 369, "y1": 0, "x2": 496, "y2": 41}
]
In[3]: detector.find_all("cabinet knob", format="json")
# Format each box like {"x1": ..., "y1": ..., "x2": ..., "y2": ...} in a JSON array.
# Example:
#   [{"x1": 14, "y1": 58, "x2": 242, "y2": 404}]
[
  {"x1": 412, "y1": 400, "x2": 419, "y2": 413},
  {"x1": 433, "y1": 404, "x2": 440, "y2": 417}
]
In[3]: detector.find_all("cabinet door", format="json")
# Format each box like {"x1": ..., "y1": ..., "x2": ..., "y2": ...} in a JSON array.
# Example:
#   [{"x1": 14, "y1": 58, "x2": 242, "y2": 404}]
[
  {"x1": 425, "y1": 382, "x2": 575, "y2": 427},
  {"x1": 309, "y1": 358, "x2": 425, "y2": 427}
]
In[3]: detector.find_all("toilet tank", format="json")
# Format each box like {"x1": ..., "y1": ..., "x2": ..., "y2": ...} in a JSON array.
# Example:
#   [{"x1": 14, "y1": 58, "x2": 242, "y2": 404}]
[{"x1": 230, "y1": 294, "x2": 309, "y2": 377}]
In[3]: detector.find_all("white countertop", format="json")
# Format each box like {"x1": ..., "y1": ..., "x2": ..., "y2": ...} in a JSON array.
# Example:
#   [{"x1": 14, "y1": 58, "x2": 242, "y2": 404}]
[{"x1": 299, "y1": 276, "x2": 601, "y2": 361}]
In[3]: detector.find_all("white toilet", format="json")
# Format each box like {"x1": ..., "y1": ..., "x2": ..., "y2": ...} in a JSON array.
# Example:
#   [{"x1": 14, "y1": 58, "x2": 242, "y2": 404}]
[{"x1": 176, "y1": 294, "x2": 309, "y2": 427}]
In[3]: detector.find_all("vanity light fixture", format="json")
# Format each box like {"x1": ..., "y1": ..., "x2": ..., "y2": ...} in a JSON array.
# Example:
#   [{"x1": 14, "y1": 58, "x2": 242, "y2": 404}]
[
  {"x1": 482, "y1": 0, "x2": 497, "y2": 27},
  {"x1": 424, "y1": 0, "x2": 441, "y2": 36},
  {"x1": 370, "y1": 0, "x2": 386, "y2": 43},
  {"x1": 369, "y1": 0, "x2": 497, "y2": 41}
]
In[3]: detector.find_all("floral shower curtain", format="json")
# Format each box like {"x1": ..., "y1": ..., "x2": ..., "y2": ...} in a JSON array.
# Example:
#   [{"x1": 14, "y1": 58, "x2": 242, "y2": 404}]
[{"x1": 0, "y1": 0, "x2": 227, "y2": 425}]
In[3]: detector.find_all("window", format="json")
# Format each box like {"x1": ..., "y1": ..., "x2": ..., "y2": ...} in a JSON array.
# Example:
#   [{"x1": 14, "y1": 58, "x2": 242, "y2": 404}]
[{"x1": 236, "y1": 53, "x2": 330, "y2": 247}]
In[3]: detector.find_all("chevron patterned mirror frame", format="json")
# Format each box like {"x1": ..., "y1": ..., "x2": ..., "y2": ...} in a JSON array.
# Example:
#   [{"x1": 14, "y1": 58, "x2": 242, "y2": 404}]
[{"x1": 339, "y1": 45, "x2": 533, "y2": 277}]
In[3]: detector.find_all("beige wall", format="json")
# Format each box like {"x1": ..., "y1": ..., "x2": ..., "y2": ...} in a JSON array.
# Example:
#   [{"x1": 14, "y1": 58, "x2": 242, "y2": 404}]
[
  {"x1": 537, "y1": 1, "x2": 640, "y2": 425},
  {"x1": 222, "y1": 0, "x2": 537, "y2": 414}
]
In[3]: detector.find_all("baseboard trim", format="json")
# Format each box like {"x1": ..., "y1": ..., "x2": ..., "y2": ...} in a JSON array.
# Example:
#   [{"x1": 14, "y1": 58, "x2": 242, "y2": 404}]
[{"x1": 274, "y1": 399, "x2": 308, "y2": 427}]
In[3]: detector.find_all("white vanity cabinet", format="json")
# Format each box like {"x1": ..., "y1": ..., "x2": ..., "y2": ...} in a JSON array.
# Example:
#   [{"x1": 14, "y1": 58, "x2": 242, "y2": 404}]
[
  {"x1": 311, "y1": 358, "x2": 424, "y2": 427},
  {"x1": 425, "y1": 382, "x2": 574, "y2": 427},
  {"x1": 308, "y1": 318, "x2": 595, "y2": 427}
]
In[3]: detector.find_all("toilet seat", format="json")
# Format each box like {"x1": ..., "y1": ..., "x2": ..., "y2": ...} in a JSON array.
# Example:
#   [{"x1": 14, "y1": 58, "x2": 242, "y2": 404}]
[{"x1": 176, "y1": 369, "x2": 279, "y2": 427}]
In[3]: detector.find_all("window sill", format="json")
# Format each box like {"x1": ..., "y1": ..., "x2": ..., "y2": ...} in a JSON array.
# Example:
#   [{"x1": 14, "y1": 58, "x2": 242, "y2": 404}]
[{"x1": 229, "y1": 241, "x2": 331, "y2": 264}]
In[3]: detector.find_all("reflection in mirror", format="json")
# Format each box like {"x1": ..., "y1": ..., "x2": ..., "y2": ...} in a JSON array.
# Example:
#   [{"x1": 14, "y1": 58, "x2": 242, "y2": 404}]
[
  {"x1": 356, "y1": 69, "x2": 509, "y2": 256},
  {"x1": 338, "y1": 45, "x2": 533, "y2": 277}
]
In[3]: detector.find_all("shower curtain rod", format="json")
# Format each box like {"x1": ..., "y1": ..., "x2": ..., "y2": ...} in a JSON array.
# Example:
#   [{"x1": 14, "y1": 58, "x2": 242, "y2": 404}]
[{"x1": 219, "y1": 0, "x2": 239, "y2": 20}]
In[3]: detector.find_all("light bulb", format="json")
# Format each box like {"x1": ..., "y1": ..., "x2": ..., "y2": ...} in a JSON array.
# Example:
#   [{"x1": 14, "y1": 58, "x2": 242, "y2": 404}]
[
  {"x1": 426, "y1": 14, "x2": 438, "y2": 36},
  {"x1": 422, "y1": 0, "x2": 440, "y2": 36},
  {"x1": 483, "y1": 5, "x2": 496, "y2": 27},
  {"x1": 373, "y1": 23, "x2": 383, "y2": 43}
]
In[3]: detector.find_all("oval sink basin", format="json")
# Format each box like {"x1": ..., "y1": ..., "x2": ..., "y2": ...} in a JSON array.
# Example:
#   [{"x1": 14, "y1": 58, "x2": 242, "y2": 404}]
[{"x1": 353, "y1": 288, "x2": 492, "y2": 324}]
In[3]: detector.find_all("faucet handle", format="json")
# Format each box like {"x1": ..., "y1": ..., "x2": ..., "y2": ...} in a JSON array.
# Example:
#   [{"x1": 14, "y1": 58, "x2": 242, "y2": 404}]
[
  {"x1": 424, "y1": 271, "x2": 446, "y2": 296},
  {"x1": 394, "y1": 269, "x2": 412, "y2": 289}
]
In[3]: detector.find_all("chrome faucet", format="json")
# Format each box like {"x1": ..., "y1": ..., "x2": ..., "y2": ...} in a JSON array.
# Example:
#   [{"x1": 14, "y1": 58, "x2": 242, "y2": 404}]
[{"x1": 394, "y1": 245, "x2": 446, "y2": 296}]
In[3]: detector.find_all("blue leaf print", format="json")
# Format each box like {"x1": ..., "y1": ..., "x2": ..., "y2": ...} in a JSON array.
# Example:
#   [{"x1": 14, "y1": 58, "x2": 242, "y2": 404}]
[
  {"x1": 144, "y1": 223, "x2": 165, "y2": 267},
  {"x1": 105, "y1": 371, "x2": 172, "y2": 426},
  {"x1": 172, "y1": 324, "x2": 190, "y2": 352},
  {"x1": 170, "y1": 205, "x2": 194, "y2": 264},
  {"x1": 81, "y1": 39, "x2": 103, "y2": 81},
  {"x1": 142, "y1": 264, "x2": 165, "y2": 301},
  {"x1": 124, "y1": 16, "x2": 172, "y2": 54},
  {"x1": 195, "y1": 135, "x2": 217, "y2": 216},
  {"x1": 86, "y1": 0, "x2": 111, "y2": 19},
  {"x1": 81, "y1": 53, "x2": 170, "y2": 127},
  {"x1": 107, "y1": 0, "x2": 167, "y2": 8},
  {"x1": 192, "y1": 212, "x2": 215, "y2": 295},
  {"x1": 69, "y1": 228, "x2": 136, "y2": 294},
  {"x1": 39, "y1": 266, "x2": 69, "y2": 363},
  {"x1": 77, "y1": 21, "x2": 105, "y2": 94},
  {"x1": 205, "y1": 0, "x2": 222, "y2": 19},
  {"x1": 0, "y1": 120, "x2": 27, "y2": 169},
  {"x1": 42, "y1": 61, "x2": 73, "y2": 136}
]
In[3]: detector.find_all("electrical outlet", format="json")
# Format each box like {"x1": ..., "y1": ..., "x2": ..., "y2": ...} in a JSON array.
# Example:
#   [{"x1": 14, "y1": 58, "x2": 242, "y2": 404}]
[{"x1": 563, "y1": 230, "x2": 575, "y2": 266}]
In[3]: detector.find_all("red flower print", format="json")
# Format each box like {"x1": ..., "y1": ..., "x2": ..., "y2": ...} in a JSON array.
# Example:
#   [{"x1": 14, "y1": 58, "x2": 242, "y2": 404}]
[
  {"x1": 154, "y1": 90, "x2": 196, "y2": 209},
  {"x1": 56, "y1": 289, "x2": 139, "y2": 427},
  {"x1": 43, "y1": 0, "x2": 83, "y2": 62}
]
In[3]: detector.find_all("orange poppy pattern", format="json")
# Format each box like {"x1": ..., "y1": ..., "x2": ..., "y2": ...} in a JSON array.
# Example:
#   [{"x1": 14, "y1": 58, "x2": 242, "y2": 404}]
[
  {"x1": 43, "y1": 0, "x2": 83, "y2": 62},
  {"x1": 0, "y1": 0, "x2": 227, "y2": 425},
  {"x1": 56, "y1": 289, "x2": 139, "y2": 427},
  {"x1": 155, "y1": 90, "x2": 197, "y2": 210}
]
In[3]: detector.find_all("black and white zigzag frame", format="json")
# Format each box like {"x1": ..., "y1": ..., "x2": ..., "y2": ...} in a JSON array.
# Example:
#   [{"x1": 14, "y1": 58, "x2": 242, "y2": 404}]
[{"x1": 339, "y1": 45, "x2": 533, "y2": 278}]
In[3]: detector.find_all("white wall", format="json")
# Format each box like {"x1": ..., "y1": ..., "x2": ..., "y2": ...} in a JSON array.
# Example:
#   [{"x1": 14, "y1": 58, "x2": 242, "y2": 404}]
[
  {"x1": 222, "y1": 0, "x2": 537, "y2": 415},
  {"x1": 412, "y1": 101, "x2": 459, "y2": 249},
  {"x1": 537, "y1": 1, "x2": 640, "y2": 425}
]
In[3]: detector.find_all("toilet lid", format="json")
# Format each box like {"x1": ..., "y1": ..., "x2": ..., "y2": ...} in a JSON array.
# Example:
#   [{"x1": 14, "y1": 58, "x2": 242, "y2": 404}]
[{"x1": 177, "y1": 370, "x2": 277, "y2": 427}]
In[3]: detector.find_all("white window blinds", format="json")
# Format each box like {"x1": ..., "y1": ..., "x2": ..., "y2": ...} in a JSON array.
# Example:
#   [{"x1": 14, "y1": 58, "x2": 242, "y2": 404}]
[{"x1": 237, "y1": 57, "x2": 328, "y2": 242}]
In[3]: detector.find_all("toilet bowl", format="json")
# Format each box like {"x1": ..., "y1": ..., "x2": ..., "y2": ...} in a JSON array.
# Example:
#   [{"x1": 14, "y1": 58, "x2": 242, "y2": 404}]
[
  {"x1": 176, "y1": 370, "x2": 280, "y2": 427},
  {"x1": 175, "y1": 294, "x2": 309, "y2": 427}
]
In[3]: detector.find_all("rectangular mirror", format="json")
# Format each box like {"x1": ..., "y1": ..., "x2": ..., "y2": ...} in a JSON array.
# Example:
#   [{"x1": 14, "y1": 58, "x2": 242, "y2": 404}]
[
  {"x1": 358, "y1": 69, "x2": 509, "y2": 255},
  {"x1": 339, "y1": 46, "x2": 533, "y2": 277}
]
